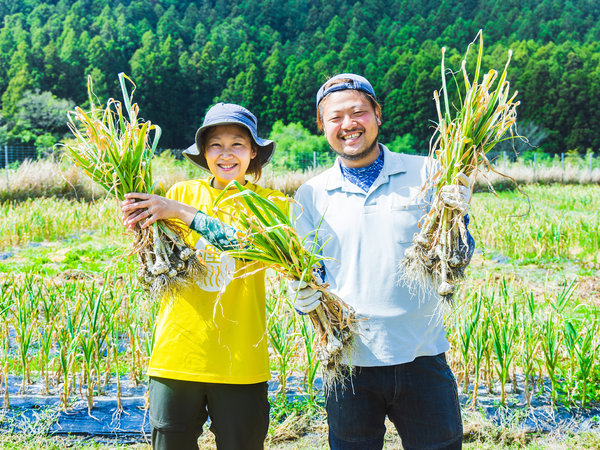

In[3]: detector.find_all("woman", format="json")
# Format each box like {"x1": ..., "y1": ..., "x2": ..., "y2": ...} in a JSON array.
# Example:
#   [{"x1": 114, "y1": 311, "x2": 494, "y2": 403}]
[{"x1": 122, "y1": 103, "x2": 284, "y2": 450}]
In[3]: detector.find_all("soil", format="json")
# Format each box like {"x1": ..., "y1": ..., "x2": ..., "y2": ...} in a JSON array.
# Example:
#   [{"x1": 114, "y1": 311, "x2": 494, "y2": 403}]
[{"x1": 1, "y1": 370, "x2": 599, "y2": 449}]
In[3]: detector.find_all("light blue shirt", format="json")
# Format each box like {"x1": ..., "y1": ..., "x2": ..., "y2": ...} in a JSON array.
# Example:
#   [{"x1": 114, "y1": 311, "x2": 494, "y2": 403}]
[{"x1": 294, "y1": 145, "x2": 449, "y2": 366}]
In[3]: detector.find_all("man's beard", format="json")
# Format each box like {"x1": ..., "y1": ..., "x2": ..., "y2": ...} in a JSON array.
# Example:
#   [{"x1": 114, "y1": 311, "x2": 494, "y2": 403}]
[{"x1": 331, "y1": 131, "x2": 379, "y2": 163}]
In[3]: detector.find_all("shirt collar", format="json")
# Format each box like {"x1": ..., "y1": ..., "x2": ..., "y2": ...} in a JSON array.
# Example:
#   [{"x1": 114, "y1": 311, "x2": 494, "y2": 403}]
[{"x1": 325, "y1": 144, "x2": 407, "y2": 191}]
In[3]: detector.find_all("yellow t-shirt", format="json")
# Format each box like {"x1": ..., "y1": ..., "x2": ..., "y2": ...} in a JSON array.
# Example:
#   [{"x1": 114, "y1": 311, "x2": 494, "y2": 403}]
[{"x1": 148, "y1": 178, "x2": 286, "y2": 384}]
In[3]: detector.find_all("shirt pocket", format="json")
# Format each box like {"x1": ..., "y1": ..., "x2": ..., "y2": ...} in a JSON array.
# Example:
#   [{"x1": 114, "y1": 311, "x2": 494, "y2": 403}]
[
  {"x1": 388, "y1": 188, "x2": 429, "y2": 244},
  {"x1": 389, "y1": 186, "x2": 429, "y2": 210}
]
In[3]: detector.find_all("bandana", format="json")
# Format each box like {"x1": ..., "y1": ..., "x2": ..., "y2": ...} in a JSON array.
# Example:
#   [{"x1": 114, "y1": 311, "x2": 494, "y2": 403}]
[{"x1": 340, "y1": 149, "x2": 384, "y2": 192}]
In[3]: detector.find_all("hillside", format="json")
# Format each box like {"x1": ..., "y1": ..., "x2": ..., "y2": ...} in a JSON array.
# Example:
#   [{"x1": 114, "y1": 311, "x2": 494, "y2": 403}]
[{"x1": 0, "y1": 0, "x2": 599, "y2": 153}]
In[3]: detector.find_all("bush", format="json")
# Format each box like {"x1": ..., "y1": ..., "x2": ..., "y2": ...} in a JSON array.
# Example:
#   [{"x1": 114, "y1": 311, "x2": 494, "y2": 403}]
[
  {"x1": 8, "y1": 90, "x2": 73, "y2": 146},
  {"x1": 268, "y1": 121, "x2": 333, "y2": 171},
  {"x1": 387, "y1": 133, "x2": 422, "y2": 154}
]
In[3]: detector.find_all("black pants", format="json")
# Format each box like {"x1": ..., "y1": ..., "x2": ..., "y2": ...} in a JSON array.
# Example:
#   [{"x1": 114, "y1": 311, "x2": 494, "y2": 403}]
[{"x1": 149, "y1": 376, "x2": 270, "y2": 450}]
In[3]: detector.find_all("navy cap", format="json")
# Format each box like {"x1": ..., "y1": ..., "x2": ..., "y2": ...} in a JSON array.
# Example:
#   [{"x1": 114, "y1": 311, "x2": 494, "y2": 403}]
[
  {"x1": 183, "y1": 103, "x2": 275, "y2": 172},
  {"x1": 316, "y1": 73, "x2": 377, "y2": 108}
]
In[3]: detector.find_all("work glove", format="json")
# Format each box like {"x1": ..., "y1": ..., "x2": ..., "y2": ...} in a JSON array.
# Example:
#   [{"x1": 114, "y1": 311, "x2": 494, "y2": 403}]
[
  {"x1": 287, "y1": 277, "x2": 323, "y2": 315},
  {"x1": 440, "y1": 172, "x2": 472, "y2": 215}
]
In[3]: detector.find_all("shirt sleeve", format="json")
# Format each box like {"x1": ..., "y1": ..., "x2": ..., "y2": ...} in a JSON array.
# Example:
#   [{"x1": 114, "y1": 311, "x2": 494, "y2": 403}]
[
  {"x1": 293, "y1": 185, "x2": 327, "y2": 280},
  {"x1": 189, "y1": 210, "x2": 241, "y2": 252},
  {"x1": 458, "y1": 214, "x2": 476, "y2": 265},
  {"x1": 293, "y1": 186, "x2": 317, "y2": 249}
]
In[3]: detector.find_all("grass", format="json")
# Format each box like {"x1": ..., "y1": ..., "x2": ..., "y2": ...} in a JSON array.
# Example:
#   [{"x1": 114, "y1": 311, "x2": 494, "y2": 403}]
[
  {"x1": 0, "y1": 183, "x2": 599, "y2": 447},
  {"x1": 469, "y1": 184, "x2": 600, "y2": 264},
  {"x1": 2, "y1": 150, "x2": 600, "y2": 204},
  {"x1": 0, "y1": 234, "x2": 133, "y2": 275},
  {"x1": 0, "y1": 198, "x2": 124, "y2": 252},
  {"x1": 0, "y1": 435, "x2": 150, "y2": 449},
  {"x1": 1, "y1": 416, "x2": 599, "y2": 449}
]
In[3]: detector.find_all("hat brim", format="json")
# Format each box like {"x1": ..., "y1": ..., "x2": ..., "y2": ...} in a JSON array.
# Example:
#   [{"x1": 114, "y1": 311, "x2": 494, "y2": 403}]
[{"x1": 182, "y1": 120, "x2": 275, "y2": 173}]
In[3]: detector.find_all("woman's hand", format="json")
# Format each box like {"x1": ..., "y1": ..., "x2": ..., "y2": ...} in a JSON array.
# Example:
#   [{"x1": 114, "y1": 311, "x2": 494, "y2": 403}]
[{"x1": 121, "y1": 193, "x2": 196, "y2": 230}]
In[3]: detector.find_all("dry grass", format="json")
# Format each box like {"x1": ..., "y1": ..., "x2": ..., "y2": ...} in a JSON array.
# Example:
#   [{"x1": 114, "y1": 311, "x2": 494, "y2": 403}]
[
  {"x1": 474, "y1": 164, "x2": 600, "y2": 192},
  {"x1": 0, "y1": 158, "x2": 99, "y2": 201},
  {"x1": 1, "y1": 157, "x2": 598, "y2": 202},
  {"x1": 268, "y1": 411, "x2": 315, "y2": 444},
  {"x1": 262, "y1": 167, "x2": 326, "y2": 196},
  {"x1": 0, "y1": 158, "x2": 322, "y2": 201},
  {"x1": 0, "y1": 415, "x2": 597, "y2": 449},
  {"x1": 195, "y1": 412, "x2": 322, "y2": 449},
  {"x1": 191, "y1": 411, "x2": 600, "y2": 449},
  {"x1": 576, "y1": 277, "x2": 600, "y2": 307}
]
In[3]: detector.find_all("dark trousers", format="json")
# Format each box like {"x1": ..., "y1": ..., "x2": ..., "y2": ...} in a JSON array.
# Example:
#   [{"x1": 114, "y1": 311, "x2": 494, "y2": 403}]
[
  {"x1": 326, "y1": 353, "x2": 463, "y2": 450},
  {"x1": 149, "y1": 376, "x2": 270, "y2": 450}
]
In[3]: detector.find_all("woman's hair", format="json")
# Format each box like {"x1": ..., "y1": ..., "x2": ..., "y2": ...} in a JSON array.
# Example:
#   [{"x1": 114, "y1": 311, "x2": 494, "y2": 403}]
[
  {"x1": 201, "y1": 125, "x2": 262, "y2": 181},
  {"x1": 246, "y1": 140, "x2": 262, "y2": 181},
  {"x1": 316, "y1": 78, "x2": 382, "y2": 131}
]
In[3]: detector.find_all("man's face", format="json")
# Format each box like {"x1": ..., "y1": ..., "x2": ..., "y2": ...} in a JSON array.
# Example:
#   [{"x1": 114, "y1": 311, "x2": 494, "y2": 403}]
[{"x1": 320, "y1": 90, "x2": 380, "y2": 168}]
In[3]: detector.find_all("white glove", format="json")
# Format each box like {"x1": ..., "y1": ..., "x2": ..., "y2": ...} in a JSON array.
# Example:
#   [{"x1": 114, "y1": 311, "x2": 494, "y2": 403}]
[
  {"x1": 440, "y1": 172, "x2": 472, "y2": 215},
  {"x1": 287, "y1": 279, "x2": 322, "y2": 314}
]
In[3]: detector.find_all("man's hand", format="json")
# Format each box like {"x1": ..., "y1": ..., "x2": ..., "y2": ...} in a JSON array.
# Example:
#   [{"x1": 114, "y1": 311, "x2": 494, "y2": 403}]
[
  {"x1": 287, "y1": 279, "x2": 322, "y2": 314},
  {"x1": 440, "y1": 172, "x2": 472, "y2": 215}
]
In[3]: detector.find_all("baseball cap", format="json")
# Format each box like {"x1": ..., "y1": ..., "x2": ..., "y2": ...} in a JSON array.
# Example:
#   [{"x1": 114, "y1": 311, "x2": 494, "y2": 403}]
[{"x1": 315, "y1": 73, "x2": 377, "y2": 108}]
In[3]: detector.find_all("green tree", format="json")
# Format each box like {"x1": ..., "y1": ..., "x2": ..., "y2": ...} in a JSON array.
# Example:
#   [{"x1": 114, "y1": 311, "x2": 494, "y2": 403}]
[
  {"x1": 380, "y1": 42, "x2": 441, "y2": 149},
  {"x1": 130, "y1": 31, "x2": 189, "y2": 147},
  {"x1": 8, "y1": 90, "x2": 73, "y2": 147},
  {"x1": 0, "y1": 0, "x2": 599, "y2": 153},
  {"x1": 217, "y1": 63, "x2": 264, "y2": 124},
  {"x1": 157, "y1": 5, "x2": 183, "y2": 41},
  {"x1": 2, "y1": 41, "x2": 34, "y2": 119}
]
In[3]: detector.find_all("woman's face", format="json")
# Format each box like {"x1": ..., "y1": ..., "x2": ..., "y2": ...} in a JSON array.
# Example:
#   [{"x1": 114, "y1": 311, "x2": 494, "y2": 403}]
[{"x1": 203, "y1": 124, "x2": 257, "y2": 189}]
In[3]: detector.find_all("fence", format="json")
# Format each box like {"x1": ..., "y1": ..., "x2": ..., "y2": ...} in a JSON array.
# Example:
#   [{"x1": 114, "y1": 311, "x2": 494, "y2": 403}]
[
  {"x1": 284, "y1": 150, "x2": 599, "y2": 176},
  {"x1": 1, "y1": 144, "x2": 599, "y2": 194},
  {"x1": 1, "y1": 146, "x2": 39, "y2": 192},
  {"x1": 171, "y1": 147, "x2": 336, "y2": 172},
  {"x1": 1, "y1": 145, "x2": 40, "y2": 169}
]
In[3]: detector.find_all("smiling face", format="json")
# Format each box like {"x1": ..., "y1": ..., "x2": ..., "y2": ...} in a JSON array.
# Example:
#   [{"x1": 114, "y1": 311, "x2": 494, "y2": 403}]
[
  {"x1": 203, "y1": 124, "x2": 257, "y2": 190},
  {"x1": 320, "y1": 90, "x2": 381, "y2": 168}
]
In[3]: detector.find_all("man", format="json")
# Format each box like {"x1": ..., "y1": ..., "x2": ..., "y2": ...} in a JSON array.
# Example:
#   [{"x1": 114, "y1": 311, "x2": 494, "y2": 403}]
[{"x1": 291, "y1": 74, "x2": 473, "y2": 449}]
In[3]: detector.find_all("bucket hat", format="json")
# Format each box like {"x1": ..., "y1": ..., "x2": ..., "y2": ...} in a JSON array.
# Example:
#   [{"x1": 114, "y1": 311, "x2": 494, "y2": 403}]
[
  {"x1": 316, "y1": 73, "x2": 377, "y2": 108},
  {"x1": 183, "y1": 103, "x2": 275, "y2": 172}
]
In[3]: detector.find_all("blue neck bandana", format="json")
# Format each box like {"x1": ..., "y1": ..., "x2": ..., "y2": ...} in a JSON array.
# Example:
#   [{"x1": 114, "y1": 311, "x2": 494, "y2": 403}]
[{"x1": 340, "y1": 149, "x2": 384, "y2": 192}]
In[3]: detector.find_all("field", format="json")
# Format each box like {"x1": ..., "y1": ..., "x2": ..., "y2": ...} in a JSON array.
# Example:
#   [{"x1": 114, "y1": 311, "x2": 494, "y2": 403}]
[{"x1": 0, "y1": 159, "x2": 599, "y2": 449}]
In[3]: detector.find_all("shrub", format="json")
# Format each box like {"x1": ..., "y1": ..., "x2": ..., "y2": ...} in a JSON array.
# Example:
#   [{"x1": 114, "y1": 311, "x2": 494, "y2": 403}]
[{"x1": 268, "y1": 121, "x2": 332, "y2": 171}]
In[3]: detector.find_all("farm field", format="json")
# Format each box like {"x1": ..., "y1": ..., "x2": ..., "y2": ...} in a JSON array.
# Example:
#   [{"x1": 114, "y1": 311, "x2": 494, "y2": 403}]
[
  {"x1": 0, "y1": 183, "x2": 599, "y2": 449},
  {"x1": 2, "y1": 1, "x2": 600, "y2": 448}
]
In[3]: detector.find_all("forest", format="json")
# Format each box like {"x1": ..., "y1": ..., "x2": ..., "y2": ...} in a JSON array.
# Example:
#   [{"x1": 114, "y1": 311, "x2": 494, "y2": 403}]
[{"x1": 0, "y1": 0, "x2": 599, "y2": 155}]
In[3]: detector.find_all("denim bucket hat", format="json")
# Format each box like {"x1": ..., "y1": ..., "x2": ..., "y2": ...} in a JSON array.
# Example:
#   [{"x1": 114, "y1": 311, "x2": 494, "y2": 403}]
[
  {"x1": 316, "y1": 73, "x2": 377, "y2": 108},
  {"x1": 182, "y1": 103, "x2": 275, "y2": 172}
]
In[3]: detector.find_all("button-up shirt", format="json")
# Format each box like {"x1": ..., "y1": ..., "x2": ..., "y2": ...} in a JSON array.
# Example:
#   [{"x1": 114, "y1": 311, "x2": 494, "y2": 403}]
[{"x1": 294, "y1": 145, "x2": 450, "y2": 366}]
